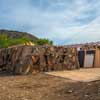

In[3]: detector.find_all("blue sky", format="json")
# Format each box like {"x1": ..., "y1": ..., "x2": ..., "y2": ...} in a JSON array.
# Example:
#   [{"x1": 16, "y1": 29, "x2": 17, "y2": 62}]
[{"x1": 0, "y1": 0, "x2": 100, "y2": 45}]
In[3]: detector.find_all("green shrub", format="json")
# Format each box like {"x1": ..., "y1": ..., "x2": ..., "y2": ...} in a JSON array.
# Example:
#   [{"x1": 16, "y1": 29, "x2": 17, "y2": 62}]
[
  {"x1": 0, "y1": 34, "x2": 53, "y2": 48},
  {"x1": 0, "y1": 34, "x2": 31, "y2": 48},
  {"x1": 36, "y1": 38, "x2": 53, "y2": 45}
]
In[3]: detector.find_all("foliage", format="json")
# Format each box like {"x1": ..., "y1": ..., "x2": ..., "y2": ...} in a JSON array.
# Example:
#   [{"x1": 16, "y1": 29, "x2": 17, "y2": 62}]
[
  {"x1": 36, "y1": 38, "x2": 53, "y2": 45},
  {"x1": 0, "y1": 34, "x2": 53, "y2": 48},
  {"x1": 0, "y1": 34, "x2": 30, "y2": 48}
]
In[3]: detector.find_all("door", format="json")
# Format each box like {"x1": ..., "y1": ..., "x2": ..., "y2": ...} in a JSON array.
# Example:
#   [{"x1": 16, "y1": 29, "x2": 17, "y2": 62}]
[
  {"x1": 84, "y1": 50, "x2": 95, "y2": 68},
  {"x1": 78, "y1": 51, "x2": 85, "y2": 68}
]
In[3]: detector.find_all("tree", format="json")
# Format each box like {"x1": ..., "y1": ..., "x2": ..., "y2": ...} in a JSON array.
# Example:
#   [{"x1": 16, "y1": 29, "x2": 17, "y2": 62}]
[{"x1": 36, "y1": 38, "x2": 53, "y2": 45}]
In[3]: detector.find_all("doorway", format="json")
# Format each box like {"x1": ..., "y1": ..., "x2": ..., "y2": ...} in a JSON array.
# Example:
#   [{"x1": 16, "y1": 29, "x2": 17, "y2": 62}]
[{"x1": 78, "y1": 51, "x2": 85, "y2": 68}]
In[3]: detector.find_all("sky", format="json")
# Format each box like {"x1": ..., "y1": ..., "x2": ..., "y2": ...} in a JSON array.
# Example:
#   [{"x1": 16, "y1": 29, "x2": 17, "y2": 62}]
[{"x1": 0, "y1": 0, "x2": 100, "y2": 45}]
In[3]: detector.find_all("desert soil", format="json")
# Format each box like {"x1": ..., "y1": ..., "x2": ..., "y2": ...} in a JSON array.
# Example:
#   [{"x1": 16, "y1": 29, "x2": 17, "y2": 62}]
[
  {"x1": 47, "y1": 68, "x2": 100, "y2": 82},
  {"x1": 0, "y1": 72, "x2": 100, "y2": 100}
]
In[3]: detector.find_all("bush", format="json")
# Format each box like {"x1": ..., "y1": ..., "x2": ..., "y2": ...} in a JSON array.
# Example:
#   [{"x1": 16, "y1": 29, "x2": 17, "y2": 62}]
[
  {"x1": 0, "y1": 34, "x2": 31, "y2": 48},
  {"x1": 36, "y1": 38, "x2": 53, "y2": 45},
  {"x1": 0, "y1": 34, "x2": 53, "y2": 48}
]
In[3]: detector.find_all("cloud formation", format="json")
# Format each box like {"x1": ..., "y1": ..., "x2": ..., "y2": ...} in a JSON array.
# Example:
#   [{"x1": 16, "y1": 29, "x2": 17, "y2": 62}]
[{"x1": 0, "y1": 0, "x2": 100, "y2": 45}]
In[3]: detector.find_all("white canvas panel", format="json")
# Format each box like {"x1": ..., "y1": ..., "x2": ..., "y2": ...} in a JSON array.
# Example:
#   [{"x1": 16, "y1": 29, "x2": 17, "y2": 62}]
[{"x1": 84, "y1": 54, "x2": 94, "y2": 68}]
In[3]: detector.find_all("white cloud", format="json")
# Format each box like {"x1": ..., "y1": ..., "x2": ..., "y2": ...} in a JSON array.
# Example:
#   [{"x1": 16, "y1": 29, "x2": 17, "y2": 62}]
[
  {"x1": 0, "y1": 0, "x2": 100, "y2": 45},
  {"x1": 63, "y1": 16, "x2": 100, "y2": 44}
]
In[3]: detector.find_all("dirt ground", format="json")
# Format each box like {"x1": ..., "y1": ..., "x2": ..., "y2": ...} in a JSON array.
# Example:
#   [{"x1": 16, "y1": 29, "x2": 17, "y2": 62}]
[
  {"x1": 0, "y1": 72, "x2": 100, "y2": 100},
  {"x1": 47, "y1": 68, "x2": 100, "y2": 82}
]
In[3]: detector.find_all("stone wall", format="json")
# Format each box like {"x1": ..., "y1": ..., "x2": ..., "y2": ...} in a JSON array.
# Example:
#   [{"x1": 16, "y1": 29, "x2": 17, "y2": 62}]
[{"x1": 0, "y1": 45, "x2": 79, "y2": 75}]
